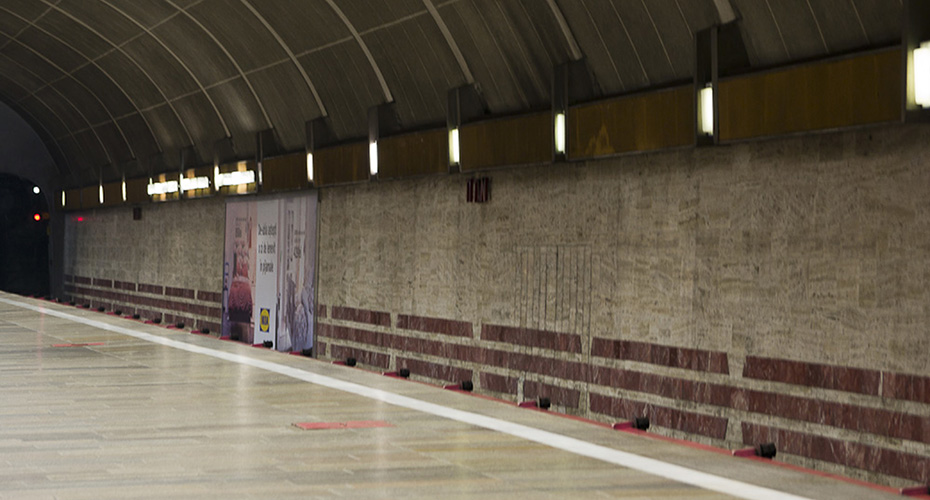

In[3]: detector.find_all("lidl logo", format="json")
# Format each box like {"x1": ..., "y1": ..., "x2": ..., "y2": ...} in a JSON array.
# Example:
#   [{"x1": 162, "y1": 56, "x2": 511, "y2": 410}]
[{"x1": 260, "y1": 308, "x2": 270, "y2": 332}]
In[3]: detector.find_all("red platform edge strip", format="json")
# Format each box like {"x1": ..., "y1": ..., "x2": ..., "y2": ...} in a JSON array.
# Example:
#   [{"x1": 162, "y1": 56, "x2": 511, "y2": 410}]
[
  {"x1": 293, "y1": 420, "x2": 392, "y2": 430},
  {"x1": 900, "y1": 485, "x2": 930, "y2": 497}
]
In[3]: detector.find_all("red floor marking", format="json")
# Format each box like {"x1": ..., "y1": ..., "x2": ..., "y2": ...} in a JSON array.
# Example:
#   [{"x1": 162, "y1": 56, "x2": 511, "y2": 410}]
[
  {"x1": 293, "y1": 420, "x2": 392, "y2": 430},
  {"x1": 52, "y1": 342, "x2": 105, "y2": 348}
]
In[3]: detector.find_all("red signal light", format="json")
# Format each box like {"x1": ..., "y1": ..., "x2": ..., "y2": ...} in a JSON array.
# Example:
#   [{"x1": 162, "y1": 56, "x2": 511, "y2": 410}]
[{"x1": 33, "y1": 213, "x2": 41, "y2": 221}]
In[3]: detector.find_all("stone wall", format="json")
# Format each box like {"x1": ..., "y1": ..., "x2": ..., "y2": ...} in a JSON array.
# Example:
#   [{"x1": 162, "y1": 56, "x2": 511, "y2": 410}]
[
  {"x1": 316, "y1": 123, "x2": 930, "y2": 486},
  {"x1": 62, "y1": 196, "x2": 225, "y2": 331}
]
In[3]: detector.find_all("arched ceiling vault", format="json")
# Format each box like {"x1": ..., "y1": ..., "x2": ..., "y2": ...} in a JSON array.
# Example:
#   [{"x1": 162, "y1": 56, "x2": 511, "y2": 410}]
[{"x1": 0, "y1": 0, "x2": 904, "y2": 190}]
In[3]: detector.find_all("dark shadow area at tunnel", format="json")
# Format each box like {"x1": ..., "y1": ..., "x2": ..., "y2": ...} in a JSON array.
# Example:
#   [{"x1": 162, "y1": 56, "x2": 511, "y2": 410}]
[{"x1": 0, "y1": 174, "x2": 49, "y2": 296}]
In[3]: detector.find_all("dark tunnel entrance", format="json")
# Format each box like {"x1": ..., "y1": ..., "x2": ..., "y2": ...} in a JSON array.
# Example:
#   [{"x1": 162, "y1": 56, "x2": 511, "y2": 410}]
[{"x1": 0, "y1": 174, "x2": 49, "y2": 296}]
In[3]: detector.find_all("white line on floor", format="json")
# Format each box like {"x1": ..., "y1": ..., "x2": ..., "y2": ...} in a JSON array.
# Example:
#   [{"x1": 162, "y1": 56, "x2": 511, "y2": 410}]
[{"x1": 2, "y1": 296, "x2": 811, "y2": 500}]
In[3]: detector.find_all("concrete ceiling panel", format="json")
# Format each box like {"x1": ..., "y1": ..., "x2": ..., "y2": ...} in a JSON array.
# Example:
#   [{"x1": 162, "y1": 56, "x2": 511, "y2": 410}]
[
  {"x1": 246, "y1": 61, "x2": 323, "y2": 150},
  {"x1": 152, "y1": 14, "x2": 240, "y2": 85},
  {"x1": 121, "y1": 33, "x2": 200, "y2": 99},
  {"x1": 57, "y1": 0, "x2": 143, "y2": 46}
]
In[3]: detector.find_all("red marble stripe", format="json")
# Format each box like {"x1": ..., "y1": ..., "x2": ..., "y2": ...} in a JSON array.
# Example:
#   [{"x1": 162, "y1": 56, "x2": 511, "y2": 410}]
[
  {"x1": 137, "y1": 283, "x2": 164, "y2": 295},
  {"x1": 164, "y1": 286, "x2": 195, "y2": 299},
  {"x1": 318, "y1": 304, "x2": 327, "y2": 318},
  {"x1": 523, "y1": 380, "x2": 580, "y2": 409},
  {"x1": 73, "y1": 276, "x2": 91, "y2": 285},
  {"x1": 882, "y1": 372, "x2": 930, "y2": 405},
  {"x1": 329, "y1": 344, "x2": 390, "y2": 369},
  {"x1": 316, "y1": 323, "x2": 930, "y2": 445},
  {"x1": 113, "y1": 280, "x2": 136, "y2": 291},
  {"x1": 396, "y1": 357, "x2": 472, "y2": 384},
  {"x1": 397, "y1": 314, "x2": 472, "y2": 338},
  {"x1": 481, "y1": 323, "x2": 581, "y2": 353},
  {"x1": 590, "y1": 393, "x2": 728, "y2": 439},
  {"x1": 331, "y1": 305, "x2": 391, "y2": 327},
  {"x1": 743, "y1": 356, "x2": 881, "y2": 396},
  {"x1": 480, "y1": 372, "x2": 518, "y2": 395},
  {"x1": 591, "y1": 337, "x2": 729, "y2": 374},
  {"x1": 92, "y1": 278, "x2": 113, "y2": 288},
  {"x1": 741, "y1": 422, "x2": 930, "y2": 484},
  {"x1": 69, "y1": 286, "x2": 221, "y2": 320},
  {"x1": 196, "y1": 290, "x2": 222, "y2": 302}
]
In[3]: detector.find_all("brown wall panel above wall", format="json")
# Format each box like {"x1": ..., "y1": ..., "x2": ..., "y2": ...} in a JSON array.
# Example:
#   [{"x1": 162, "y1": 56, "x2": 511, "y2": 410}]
[
  {"x1": 379, "y1": 129, "x2": 448, "y2": 179},
  {"x1": 460, "y1": 112, "x2": 551, "y2": 171},
  {"x1": 719, "y1": 49, "x2": 902, "y2": 141},
  {"x1": 262, "y1": 152, "x2": 308, "y2": 192},
  {"x1": 315, "y1": 142, "x2": 368, "y2": 186},
  {"x1": 569, "y1": 86, "x2": 694, "y2": 160},
  {"x1": 101, "y1": 181, "x2": 122, "y2": 207},
  {"x1": 80, "y1": 186, "x2": 99, "y2": 210},
  {"x1": 125, "y1": 178, "x2": 148, "y2": 205}
]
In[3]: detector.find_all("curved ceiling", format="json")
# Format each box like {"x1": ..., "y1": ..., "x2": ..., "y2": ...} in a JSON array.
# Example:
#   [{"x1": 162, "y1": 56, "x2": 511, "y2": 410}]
[{"x1": 0, "y1": 0, "x2": 902, "y2": 189}]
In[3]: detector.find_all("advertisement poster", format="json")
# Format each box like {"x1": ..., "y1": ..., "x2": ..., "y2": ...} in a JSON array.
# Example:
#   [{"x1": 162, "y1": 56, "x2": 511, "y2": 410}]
[{"x1": 222, "y1": 192, "x2": 317, "y2": 351}]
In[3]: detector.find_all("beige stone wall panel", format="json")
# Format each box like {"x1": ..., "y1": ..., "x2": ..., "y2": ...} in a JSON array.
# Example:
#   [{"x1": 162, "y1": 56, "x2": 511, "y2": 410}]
[{"x1": 317, "y1": 123, "x2": 930, "y2": 486}]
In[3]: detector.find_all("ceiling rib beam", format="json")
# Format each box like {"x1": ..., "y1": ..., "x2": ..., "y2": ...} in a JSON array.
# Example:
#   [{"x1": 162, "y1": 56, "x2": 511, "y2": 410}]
[
  {"x1": 0, "y1": 2, "x2": 54, "y2": 53},
  {"x1": 322, "y1": 0, "x2": 394, "y2": 102},
  {"x1": 545, "y1": 0, "x2": 583, "y2": 61},
  {"x1": 239, "y1": 0, "x2": 327, "y2": 117},
  {"x1": 101, "y1": 0, "x2": 232, "y2": 140},
  {"x1": 423, "y1": 0, "x2": 475, "y2": 84},
  {"x1": 0, "y1": 52, "x2": 114, "y2": 167},
  {"x1": 165, "y1": 0, "x2": 273, "y2": 131},
  {"x1": 6, "y1": 32, "x2": 136, "y2": 161},
  {"x1": 1, "y1": 7, "x2": 164, "y2": 155},
  {"x1": 39, "y1": 1, "x2": 195, "y2": 150}
]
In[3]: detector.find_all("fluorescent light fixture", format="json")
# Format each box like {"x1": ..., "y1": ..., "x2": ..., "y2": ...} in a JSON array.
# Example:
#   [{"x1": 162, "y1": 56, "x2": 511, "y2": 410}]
[
  {"x1": 306, "y1": 152, "x2": 314, "y2": 183},
  {"x1": 121, "y1": 179, "x2": 127, "y2": 201},
  {"x1": 554, "y1": 113, "x2": 566, "y2": 154},
  {"x1": 213, "y1": 165, "x2": 219, "y2": 188},
  {"x1": 449, "y1": 128, "x2": 460, "y2": 165},
  {"x1": 33, "y1": 186, "x2": 40, "y2": 194},
  {"x1": 61, "y1": 191, "x2": 65, "y2": 207},
  {"x1": 369, "y1": 141, "x2": 378, "y2": 176},
  {"x1": 180, "y1": 176, "x2": 210, "y2": 191},
  {"x1": 98, "y1": 184, "x2": 104, "y2": 204},
  {"x1": 214, "y1": 169, "x2": 255, "y2": 188},
  {"x1": 146, "y1": 179, "x2": 179, "y2": 195},
  {"x1": 699, "y1": 84, "x2": 714, "y2": 136},
  {"x1": 916, "y1": 41, "x2": 930, "y2": 108}
]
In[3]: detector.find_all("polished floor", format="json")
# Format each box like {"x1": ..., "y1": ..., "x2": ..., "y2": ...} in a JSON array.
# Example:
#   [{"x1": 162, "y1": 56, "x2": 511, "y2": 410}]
[{"x1": 0, "y1": 293, "x2": 904, "y2": 499}]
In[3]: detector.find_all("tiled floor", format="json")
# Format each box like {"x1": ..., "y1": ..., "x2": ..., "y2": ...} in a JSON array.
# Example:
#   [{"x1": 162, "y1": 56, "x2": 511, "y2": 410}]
[{"x1": 0, "y1": 293, "x2": 904, "y2": 499}]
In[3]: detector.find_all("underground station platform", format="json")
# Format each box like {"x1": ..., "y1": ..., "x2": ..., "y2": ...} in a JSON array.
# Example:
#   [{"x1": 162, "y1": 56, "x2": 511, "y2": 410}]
[{"x1": 0, "y1": 292, "x2": 916, "y2": 499}]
